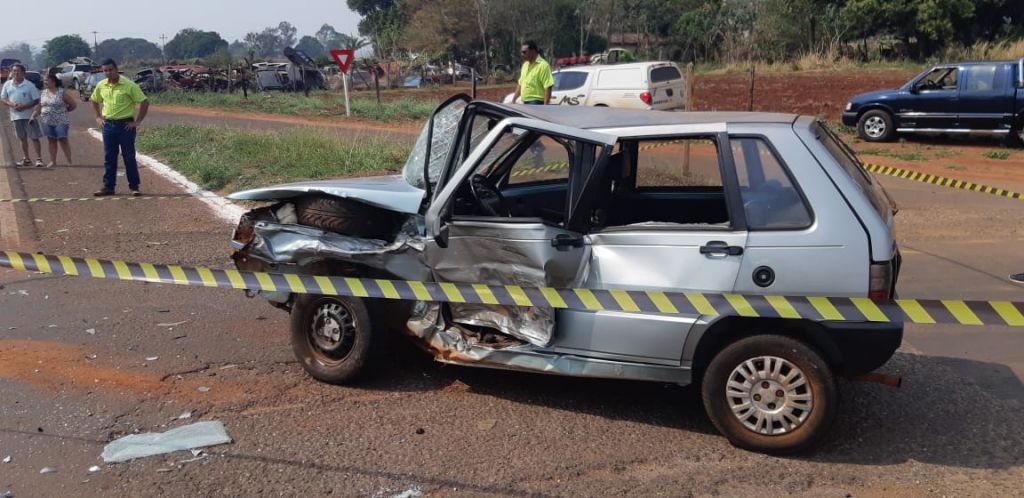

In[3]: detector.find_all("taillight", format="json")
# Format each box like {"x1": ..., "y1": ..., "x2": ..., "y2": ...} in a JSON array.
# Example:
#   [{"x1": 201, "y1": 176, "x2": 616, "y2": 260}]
[
  {"x1": 868, "y1": 261, "x2": 893, "y2": 301},
  {"x1": 639, "y1": 92, "x2": 652, "y2": 105}
]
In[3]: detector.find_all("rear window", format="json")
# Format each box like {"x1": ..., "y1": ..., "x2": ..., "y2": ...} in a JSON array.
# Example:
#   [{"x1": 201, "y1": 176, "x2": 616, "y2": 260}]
[
  {"x1": 815, "y1": 122, "x2": 892, "y2": 219},
  {"x1": 554, "y1": 71, "x2": 588, "y2": 91},
  {"x1": 650, "y1": 66, "x2": 681, "y2": 83}
]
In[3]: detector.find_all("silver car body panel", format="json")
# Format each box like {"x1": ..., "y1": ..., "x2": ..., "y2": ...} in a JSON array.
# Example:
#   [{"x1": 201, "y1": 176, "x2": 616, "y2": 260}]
[
  {"x1": 728, "y1": 122, "x2": 872, "y2": 296},
  {"x1": 791, "y1": 117, "x2": 896, "y2": 262},
  {"x1": 227, "y1": 175, "x2": 425, "y2": 215},
  {"x1": 407, "y1": 303, "x2": 690, "y2": 383}
]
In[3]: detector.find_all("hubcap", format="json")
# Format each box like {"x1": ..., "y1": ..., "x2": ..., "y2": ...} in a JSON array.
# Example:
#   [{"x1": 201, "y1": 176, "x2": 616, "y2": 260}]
[
  {"x1": 864, "y1": 116, "x2": 886, "y2": 138},
  {"x1": 726, "y1": 356, "x2": 813, "y2": 435},
  {"x1": 310, "y1": 302, "x2": 357, "y2": 361}
]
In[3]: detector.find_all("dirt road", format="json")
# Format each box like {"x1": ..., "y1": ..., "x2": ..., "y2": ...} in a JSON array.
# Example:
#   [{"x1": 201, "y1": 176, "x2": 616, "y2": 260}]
[{"x1": 1, "y1": 108, "x2": 1022, "y2": 497}]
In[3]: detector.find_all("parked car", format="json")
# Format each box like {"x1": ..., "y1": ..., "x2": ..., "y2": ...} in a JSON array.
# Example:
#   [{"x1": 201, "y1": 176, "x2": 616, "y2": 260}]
[
  {"x1": 503, "y1": 62, "x2": 688, "y2": 110},
  {"x1": 133, "y1": 67, "x2": 166, "y2": 93},
  {"x1": 226, "y1": 98, "x2": 902, "y2": 454},
  {"x1": 1, "y1": 58, "x2": 21, "y2": 83},
  {"x1": 24, "y1": 71, "x2": 43, "y2": 90},
  {"x1": 843, "y1": 58, "x2": 1024, "y2": 142},
  {"x1": 79, "y1": 71, "x2": 109, "y2": 102},
  {"x1": 56, "y1": 64, "x2": 97, "y2": 91}
]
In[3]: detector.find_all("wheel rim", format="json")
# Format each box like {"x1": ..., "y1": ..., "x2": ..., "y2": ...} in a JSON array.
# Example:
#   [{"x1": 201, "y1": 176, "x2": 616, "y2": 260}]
[
  {"x1": 863, "y1": 116, "x2": 886, "y2": 138},
  {"x1": 309, "y1": 301, "x2": 358, "y2": 363},
  {"x1": 726, "y1": 356, "x2": 813, "y2": 435}
]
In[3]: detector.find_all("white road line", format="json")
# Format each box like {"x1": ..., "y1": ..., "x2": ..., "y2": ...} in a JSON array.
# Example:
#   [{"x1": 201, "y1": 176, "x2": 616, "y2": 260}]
[{"x1": 87, "y1": 128, "x2": 245, "y2": 225}]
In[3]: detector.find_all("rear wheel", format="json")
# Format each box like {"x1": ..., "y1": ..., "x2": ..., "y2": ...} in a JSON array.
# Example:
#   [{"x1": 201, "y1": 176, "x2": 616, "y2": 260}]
[
  {"x1": 857, "y1": 109, "x2": 895, "y2": 142},
  {"x1": 701, "y1": 335, "x2": 837, "y2": 454},
  {"x1": 290, "y1": 294, "x2": 373, "y2": 384}
]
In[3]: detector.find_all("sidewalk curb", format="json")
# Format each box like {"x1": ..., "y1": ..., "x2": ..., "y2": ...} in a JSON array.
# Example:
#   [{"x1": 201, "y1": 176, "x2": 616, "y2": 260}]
[{"x1": 87, "y1": 128, "x2": 245, "y2": 225}]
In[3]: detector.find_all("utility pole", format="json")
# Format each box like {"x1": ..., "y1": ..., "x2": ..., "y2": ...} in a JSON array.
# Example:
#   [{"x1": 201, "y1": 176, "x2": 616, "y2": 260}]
[
  {"x1": 91, "y1": 31, "x2": 99, "y2": 57},
  {"x1": 160, "y1": 34, "x2": 167, "y2": 63}
]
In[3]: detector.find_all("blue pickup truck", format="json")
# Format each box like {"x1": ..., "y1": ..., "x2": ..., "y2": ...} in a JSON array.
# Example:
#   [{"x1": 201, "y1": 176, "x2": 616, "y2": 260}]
[{"x1": 842, "y1": 59, "x2": 1024, "y2": 143}]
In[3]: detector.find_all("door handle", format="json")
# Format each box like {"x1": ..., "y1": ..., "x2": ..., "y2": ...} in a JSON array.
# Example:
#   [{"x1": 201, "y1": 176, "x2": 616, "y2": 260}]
[
  {"x1": 551, "y1": 234, "x2": 584, "y2": 251},
  {"x1": 700, "y1": 241, "x2": 743, "y2": 256}
]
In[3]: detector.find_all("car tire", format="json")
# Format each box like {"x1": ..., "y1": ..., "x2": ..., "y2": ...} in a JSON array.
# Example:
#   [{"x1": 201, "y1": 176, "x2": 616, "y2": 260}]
[
  {"x1": 293, "y1": 194, "x2": 405, "y2": 241},
  {"x1": 857, "y1": 109, "x2": 895, "y2": 142},
  {"x1": 290, "y1": 294, "x2": 373, "y2": 385},
  {"x1": 701, "y1": 334, "x2": 837, "y2": 454}
]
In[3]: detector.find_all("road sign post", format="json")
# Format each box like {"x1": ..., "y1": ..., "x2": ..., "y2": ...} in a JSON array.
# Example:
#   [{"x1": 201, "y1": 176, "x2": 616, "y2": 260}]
[{"x1": 330, "y1": 49, "x2": 355, "y2": 117}]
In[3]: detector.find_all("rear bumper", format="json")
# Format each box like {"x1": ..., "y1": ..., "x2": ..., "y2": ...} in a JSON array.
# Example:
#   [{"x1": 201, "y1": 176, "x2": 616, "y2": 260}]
[
  {"x1": 818, "y1": 320, "x2": 903, "y2": 374},
  {"x1": 841, "y1": 112, "x2": 859, "y2": 127}
]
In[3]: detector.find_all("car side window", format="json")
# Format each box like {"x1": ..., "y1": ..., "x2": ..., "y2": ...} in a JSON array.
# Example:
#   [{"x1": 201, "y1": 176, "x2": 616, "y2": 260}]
[
  {"x1": 554, "y1": 71, "x2": 587, "y2": 91},
  {"x1": 597, "y1": 137, "x2": 731, "y2": 229},
  {"x1": 506, "y1": 135, "x2": 572, "y2": 185},
  {"x1": 917, "y1": 67, "x2": 959, "y2": 91},
  {"x1": 650, "y1": 66, "x2": 681, "y2": 83},
  {"x1": 963, "y1": 64, "x2": 1006, "y2": 93},
  {"x1": 730, "y1": 137, "x2": 812, "y2": 230}
]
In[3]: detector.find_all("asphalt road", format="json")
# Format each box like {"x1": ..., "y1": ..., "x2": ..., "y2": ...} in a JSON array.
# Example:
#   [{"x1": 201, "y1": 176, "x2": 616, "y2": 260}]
[{"x1": 0, "y1": 109, "x2": 1022, "y2": 497}]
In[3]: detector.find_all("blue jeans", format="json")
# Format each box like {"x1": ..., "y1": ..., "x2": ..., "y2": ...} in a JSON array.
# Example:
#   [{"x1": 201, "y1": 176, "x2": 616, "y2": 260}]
[
  {"x1": 523, "y1": 100, "x2": 544, "y2": 105},
  {"x1": 102, "y1": 120, "x2": 140, "y2": 190}
]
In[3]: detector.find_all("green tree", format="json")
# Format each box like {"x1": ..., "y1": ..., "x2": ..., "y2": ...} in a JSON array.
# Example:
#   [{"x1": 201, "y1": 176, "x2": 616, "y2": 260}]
[
  {"x1": 0, "y1": 42, "x2": 34, "y2": 66},
  {"x1": 348, "y1": 0, "x2": 404, "y2": 58},
  {"x1": 278, "y1": 21, "x2": 298, "y2": 48},
  {"x1": 96, "y1": 38, "x2": 163, "y2": 63},
  {"x1": 43, "y1": 35, "x2": 91, "y2": 67},
  {"x1": 842, "y1": 0, "x2": 976, "y2": 57},
  {"x1": 164, "y1": 28, "x2": 228, "y2": 60},
  {"x1": 316, "y1": 24, "x2": 343, "y2": 49},
  {"x1": 296, "y1": 36, "x2": 325, "y2": 56}
]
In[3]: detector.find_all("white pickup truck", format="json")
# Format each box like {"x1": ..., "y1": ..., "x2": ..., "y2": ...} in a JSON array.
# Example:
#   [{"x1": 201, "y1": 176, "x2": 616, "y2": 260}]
[
  {"x1": 56, "y1": 64, "x2": 97, "y2": 91},
  {"x1": 504, "y1": 61, "x2": 688, "y2": 111}
]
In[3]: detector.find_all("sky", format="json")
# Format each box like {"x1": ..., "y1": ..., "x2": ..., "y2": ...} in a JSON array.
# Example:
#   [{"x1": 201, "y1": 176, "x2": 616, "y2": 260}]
[{"x1": 2, "y1": 0, "x2": 361, "y2": 49}]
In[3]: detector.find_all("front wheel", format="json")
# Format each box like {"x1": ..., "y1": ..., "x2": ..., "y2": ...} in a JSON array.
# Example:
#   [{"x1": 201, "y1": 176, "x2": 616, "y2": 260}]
[
  {"x1": 290, "y1": 294, "x2": 373, "y2": 384},
  {"x1": 701, "y1": 335, "x2": 837, "y2": 454},
  {"x1": 857, "y1": 109, "x2": 895, "y2": 142}
]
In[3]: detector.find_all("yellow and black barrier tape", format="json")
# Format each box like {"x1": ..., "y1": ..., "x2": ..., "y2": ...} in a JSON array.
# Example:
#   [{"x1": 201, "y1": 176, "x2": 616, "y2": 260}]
[
  {"x1": 0, "y1": 194, "x2": 205, "y2": 204},
  {"x1": 2, "y1": 251, "x2": 1023, "y2": 327},
  {"x1": 863, "y1": 163, "x2": 1023, "y2": 201}
]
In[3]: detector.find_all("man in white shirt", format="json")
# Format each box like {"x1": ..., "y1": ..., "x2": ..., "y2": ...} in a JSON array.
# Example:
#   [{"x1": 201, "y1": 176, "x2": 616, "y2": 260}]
[{"x1": 0, "y1": 64, "x2": 43, "y2": 167}]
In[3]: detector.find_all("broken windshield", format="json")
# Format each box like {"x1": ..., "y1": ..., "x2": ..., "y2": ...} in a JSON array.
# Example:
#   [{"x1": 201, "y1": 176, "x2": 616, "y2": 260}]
[{"x1": 402, "y1": 97, "x2": 469, "y2": 190}]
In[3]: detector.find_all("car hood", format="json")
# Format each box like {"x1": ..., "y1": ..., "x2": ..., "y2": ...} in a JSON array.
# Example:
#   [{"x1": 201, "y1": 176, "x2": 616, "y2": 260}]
[
  {"x1": 227, "y1": 175, "x2": 425, "y2": 214},
  {"x1": 850, "y1": 88, "x2": 902, "y2": 103}
]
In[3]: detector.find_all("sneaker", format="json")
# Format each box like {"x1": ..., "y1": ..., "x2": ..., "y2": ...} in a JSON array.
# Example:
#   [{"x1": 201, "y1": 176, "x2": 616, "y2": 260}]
[
  {"x1": 45, "y1": 162, "x2": 54, "y2": 168},
  {"x1": 93, "y1": 188, "x2": 115, "y2": 196},
  {"x1": 130, "y1": 189, "x2": 141, "y2": 197},
  {"x1": 20, "y1": 158, "x2": 30, "y2": 167},
  {"x1": 1011, "y1": 273, "x2": 1024, "y2": 284},
  {"x1": 34, "y1": 159, "x2": 44, "y2": 167}
]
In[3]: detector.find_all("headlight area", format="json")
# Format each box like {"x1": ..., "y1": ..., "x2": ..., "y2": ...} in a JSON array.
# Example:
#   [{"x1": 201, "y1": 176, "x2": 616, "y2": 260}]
[{"x1": 845, "y1": 102, "x2": 853, "y2": 111}]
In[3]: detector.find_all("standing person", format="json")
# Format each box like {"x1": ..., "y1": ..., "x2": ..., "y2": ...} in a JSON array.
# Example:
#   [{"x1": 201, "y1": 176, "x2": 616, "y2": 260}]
[
  {"x1": 31, "y1": 74, "x2": 76, "y2": 167},
  {"x1": 511, "y1": 41, "x2": 554, "y2": 105},
  {"x1": 0, "y1": 64, "x2": 44, "y2": 167},
  {"x1": 90, "y1": 58, "x2": 149, "y2": 196}
]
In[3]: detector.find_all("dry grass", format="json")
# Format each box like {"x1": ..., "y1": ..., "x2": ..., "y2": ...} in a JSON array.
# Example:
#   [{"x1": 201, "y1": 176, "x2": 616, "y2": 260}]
[{"x1": 938, "y1": 39, "x2": 1024, "y2": 62}]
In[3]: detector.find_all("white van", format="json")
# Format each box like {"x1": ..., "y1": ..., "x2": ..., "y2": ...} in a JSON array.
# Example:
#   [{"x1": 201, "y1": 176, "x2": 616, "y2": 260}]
[{"x1": 504, "y1": 61, "x2": 688, "y2": 111}]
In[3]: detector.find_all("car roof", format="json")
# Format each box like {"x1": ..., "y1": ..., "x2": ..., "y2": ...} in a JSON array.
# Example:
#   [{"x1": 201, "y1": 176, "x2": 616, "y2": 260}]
[
  {"x1": 485, "y1": 103, "x2": 798, "y2": 130},
  {"x1": 938, "y1": 60, "x2": 1019, "y2": 66},
  {"x1": 555, "y1": 61, "x2": 677, "y2": 73}
]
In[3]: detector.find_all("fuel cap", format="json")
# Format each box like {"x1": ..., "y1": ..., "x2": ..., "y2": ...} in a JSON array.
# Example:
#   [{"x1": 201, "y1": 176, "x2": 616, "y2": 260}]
[{"x1": 753, "y1": 266, "x2": 775, "y2": 287}]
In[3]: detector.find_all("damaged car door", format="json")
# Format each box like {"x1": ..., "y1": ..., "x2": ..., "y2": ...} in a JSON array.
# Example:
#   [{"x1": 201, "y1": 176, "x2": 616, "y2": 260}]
[{"x1": 424, "y1": 118, "x2": 616, "y2": 346}]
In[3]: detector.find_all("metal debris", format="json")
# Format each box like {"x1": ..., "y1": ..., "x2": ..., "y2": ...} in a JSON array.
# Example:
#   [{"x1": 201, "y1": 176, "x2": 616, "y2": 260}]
[
  {"x1": 156, "y1": 320, "x2": 188, "y2": 327},
  {"x1": 2, "y1": 455, "x2": 10, "y2": 463},
  {"x1": 101, "y1": 421, "x2": 232, "y2": 463},
  {"x1": 39, "y1": 466, "x2": 57, "y2": 474},
  {"x1": 88, "y1": 465, "x2": 101, "y2": 473},
  {"x1": 146, "y1": 356, "x2": 159, "y2": 361}
]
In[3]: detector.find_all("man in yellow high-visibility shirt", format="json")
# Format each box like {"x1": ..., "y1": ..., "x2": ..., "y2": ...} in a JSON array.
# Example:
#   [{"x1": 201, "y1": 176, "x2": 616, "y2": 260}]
[
  {"x1": 91, "y1": 58, "x2": 149, "y2": 196},
  {"x1": 512, "y1": 41, "x2": 554, "y2": 105}
]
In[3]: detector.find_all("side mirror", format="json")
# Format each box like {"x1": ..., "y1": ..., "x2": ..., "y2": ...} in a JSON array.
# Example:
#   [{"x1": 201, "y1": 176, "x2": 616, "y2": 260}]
[{"x1": 908, "y1": 85, "x2": 919, "y2": 94}]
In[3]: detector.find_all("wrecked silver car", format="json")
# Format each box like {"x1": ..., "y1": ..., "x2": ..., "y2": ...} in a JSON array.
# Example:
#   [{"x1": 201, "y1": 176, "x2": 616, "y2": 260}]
[{"x1": 228, "y1": 96, "x2": 903, "y2": 454}]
